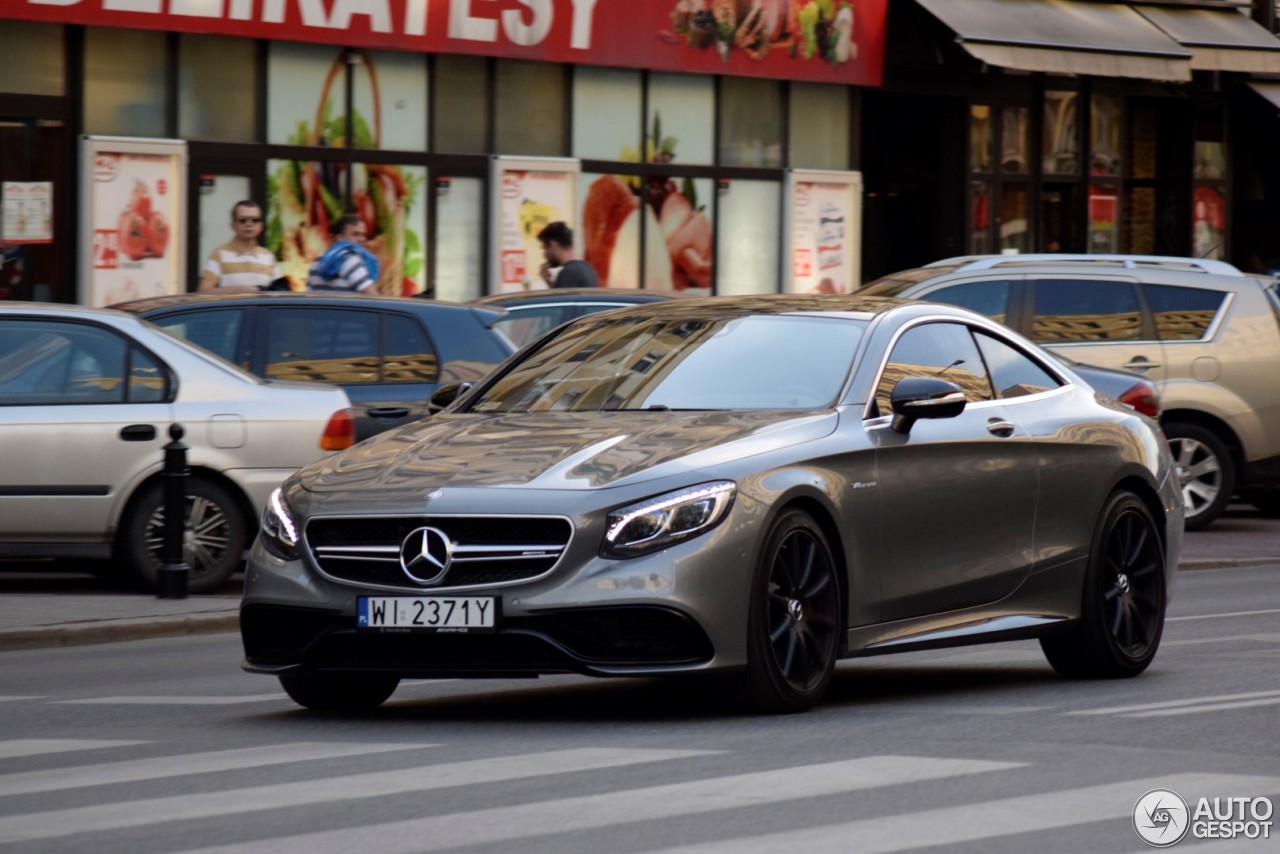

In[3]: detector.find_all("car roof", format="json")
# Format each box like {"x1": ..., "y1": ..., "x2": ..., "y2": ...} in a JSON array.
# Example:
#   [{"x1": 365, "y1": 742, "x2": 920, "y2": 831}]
[
  {"x1": 544, "y1": 293, "x2": 967, "y2": 323},
  {"x1": 112, "y1": 291, "x2": 485, "y2": 312},
  {"x1": 472, "y1": 288, "x2": 693, "y2": 307}
]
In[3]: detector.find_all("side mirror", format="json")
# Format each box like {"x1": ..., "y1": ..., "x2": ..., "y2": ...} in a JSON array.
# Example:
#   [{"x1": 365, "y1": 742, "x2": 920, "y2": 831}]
[
  {"x1": 889, "y1": 376, "x2": 967, "y2": 434},
  {"x1": 428, "y1": 381, "x2": 473, "y2": 414}
]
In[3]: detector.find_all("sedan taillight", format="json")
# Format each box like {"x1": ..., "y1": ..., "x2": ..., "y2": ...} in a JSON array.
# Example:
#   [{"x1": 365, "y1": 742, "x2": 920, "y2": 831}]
[
  {"x1": 1117, "y1": 382, "x2": 1160, "y2": 418},
  {"x1": 320, "y1": 409, "x2": 356, "y2": 450}
]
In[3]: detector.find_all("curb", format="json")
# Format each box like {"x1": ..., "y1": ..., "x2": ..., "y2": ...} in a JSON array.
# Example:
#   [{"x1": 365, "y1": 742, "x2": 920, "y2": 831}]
[
  {"x1": 1178, "y1": 557, "x2": 1280, "y2": 571},
  {"x1": 0, "y1": 612, "x2": 239, "y2": 652}
]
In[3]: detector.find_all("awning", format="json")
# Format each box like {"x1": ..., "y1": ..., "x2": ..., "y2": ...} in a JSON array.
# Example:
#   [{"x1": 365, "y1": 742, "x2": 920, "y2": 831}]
[
  {"x1": 915, "y1": 0, "x2": 1193, "y2": 82},
  {"x1": 1247, "y1": 80, "x2": 1280, "y2": 112},
  {"x1": 1134, "y1": 6, "x2": 1280, "y2": 74}
]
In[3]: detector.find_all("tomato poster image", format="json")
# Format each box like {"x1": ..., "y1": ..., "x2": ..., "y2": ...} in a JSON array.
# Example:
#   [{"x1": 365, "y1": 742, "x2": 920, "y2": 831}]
[
  {"x1": 491, "y1": 160, "x2": 578, "y2": 294},
  {"x1": 82, "y1": 139, "x2": 185, "y2": 307},
  {"x1": 787, "y1": 172, "x2": 861, "y2": 294}
]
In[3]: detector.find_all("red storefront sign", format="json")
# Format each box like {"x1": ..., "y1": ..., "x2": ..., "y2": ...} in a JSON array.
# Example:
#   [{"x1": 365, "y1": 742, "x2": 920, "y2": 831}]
[{"x1": 9, "y1": 0, "x2": 885, "y2": 86}]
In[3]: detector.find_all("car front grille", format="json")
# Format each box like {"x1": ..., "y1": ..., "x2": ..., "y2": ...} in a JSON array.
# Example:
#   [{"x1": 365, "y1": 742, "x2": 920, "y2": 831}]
[{"x1": 304, "y1": 515, "x2": 573, "y2": 591}]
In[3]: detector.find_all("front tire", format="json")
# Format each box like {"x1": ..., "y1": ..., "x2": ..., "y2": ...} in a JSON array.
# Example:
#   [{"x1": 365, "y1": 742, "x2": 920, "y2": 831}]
[
  {"x1": 1041, "y1": 490, "x2": 1166, "y2": 679},
  {"x1": 1164, "y1": 422, "x2": 1233, "y2": 530},
  {"x1": 280, "y1": 674, "x2": 400, "y2": 711},
  {"x1": 737, "y1": 510, "x2": 841, "y2": 713},
  {"x1": 118, "y1": 478, "x2": 248, "y2": 594}
]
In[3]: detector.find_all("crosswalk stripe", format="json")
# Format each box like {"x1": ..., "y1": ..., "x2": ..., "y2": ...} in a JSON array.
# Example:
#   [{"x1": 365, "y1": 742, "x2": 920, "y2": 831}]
[
  {"x1": 0, "y1": 742, "x2": 431, "y2": 798},
  {"x1": 172, "y1": 755, "x2": 1023, "y2": 854},
  {"x1": 1123, "y1": 696, "x2": 1280, "y2": 717},
  {"x1": 635, "y1": 773, "x2": 1280, "y2": 854},
  {"x1": 0, "y1": 740, "x2": 147, "y2": 761},
  {"x1": 1067, "y1": 690, "x2": 1280, "y2": 716},
  {"x1": 0, "y1": 747, "x2": 716, "y2": 844},
  {"x1": 53, "y1": 694, "x2": 287, "y2": 705}
]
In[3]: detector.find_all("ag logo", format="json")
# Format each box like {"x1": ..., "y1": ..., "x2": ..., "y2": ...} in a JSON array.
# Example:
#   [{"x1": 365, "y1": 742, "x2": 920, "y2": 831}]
[
  {"x1": 399, "y1": 526, "x2": 453, "y2": 585},
  {"x1": 1134, "y1": 788, "x2": 1190, "y2": 847}
]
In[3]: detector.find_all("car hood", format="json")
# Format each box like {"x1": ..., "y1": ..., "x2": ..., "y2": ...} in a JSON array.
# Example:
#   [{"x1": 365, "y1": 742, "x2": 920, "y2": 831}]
[{"x1": 299, "y1": 410, "x2": 837, "y2": 494}]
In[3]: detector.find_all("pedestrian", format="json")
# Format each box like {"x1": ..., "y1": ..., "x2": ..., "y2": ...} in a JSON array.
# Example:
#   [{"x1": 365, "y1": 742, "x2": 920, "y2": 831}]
[
  {"x1": 198, "y1": 200, "x2": 280, "y2": 292},
  {"x1": 306, "y1": 214, "x2": 379, "y2": 294},
  {"x1": 537, "y1": 221, "x2": 598, "y2": 289}
]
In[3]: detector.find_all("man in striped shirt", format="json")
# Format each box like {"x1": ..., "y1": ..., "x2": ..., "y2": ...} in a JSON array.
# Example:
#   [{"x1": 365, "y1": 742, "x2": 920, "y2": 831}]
[
  {"x1": 306, "y1": 215, "x2": 379, "y2": 294},
  {"x1": 198, "y1": 200, "x2": 280, "y2": 293}
]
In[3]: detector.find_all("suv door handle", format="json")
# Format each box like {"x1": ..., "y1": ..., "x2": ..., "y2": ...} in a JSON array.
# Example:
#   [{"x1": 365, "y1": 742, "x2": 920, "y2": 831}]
[
  {"x1": 986, "y1": 418, "x2": 1015, "y2": 438},
  {"x1": 1123, "y1": 357, "x2": 1162, "y2": 370},
  {"x1": 367, "y1": 407, "x2": 411, "y2": 419},
  {"x1": 120, "y1": 424, "x2": 157, "y2": 441}
]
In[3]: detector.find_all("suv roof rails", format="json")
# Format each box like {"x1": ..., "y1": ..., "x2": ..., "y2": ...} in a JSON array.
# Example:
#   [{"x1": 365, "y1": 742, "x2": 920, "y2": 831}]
[{"x1": 926, "y1": 254, "x2": 1245, "y2": 277}]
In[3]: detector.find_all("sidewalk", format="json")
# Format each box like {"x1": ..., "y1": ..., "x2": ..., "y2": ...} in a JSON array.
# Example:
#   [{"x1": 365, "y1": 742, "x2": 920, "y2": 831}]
[{"x1": 0, "y1": 506, "x2": 1276, "y2": 652}]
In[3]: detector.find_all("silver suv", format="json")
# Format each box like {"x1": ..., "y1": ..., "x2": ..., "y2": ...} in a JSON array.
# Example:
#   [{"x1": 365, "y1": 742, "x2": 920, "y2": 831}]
[{"x1": 859, "y1": 254, "x2": 1280, "y2": 529}]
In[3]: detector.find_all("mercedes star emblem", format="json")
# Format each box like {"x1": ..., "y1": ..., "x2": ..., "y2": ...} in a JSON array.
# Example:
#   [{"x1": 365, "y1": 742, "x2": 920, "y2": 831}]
[{"x1": 399, "y1": 526, "x2": 453, "y2": 585}]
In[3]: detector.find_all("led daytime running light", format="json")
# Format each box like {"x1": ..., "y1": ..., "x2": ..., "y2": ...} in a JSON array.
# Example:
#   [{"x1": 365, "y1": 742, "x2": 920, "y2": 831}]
[
  {"x1": 268, "y1": 488, "x2": 298, "y2": 547},
  {"x1": 605, "y1": 481, "x2": 735, "y2": 551}
]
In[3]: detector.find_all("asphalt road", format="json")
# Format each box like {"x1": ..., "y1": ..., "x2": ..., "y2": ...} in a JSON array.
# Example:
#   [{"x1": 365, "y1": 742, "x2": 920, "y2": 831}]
[{"x1": 1, "y1": 562, "x2": 1276, "y2": 853}]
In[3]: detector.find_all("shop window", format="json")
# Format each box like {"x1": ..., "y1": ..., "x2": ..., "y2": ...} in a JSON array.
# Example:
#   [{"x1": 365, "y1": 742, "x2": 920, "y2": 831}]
[
  {"x1": 969, "y1": 106, "x2": 992, "y2": 173},
  {"x1": 970, "y1": 180, "x2": 991, "y2": 254},
  {"x1": 1091, "y1": 95, "x2": 1123, "y2": 177},
  {"x1": 84, "y1": 28, "x2": 167, "y2": 137},
  {"x1": 577, "y1": 172, "x2": 642, "y2": 288},
  {"x1": 355, "y1": 162, "x2": 427, "y2": 297},
  {"x1": 354, "y1": 51, "x2": 427, "y2": 152},
  {"x1": 1000, "y1": 184, "x2": 1029, "y2": 253},
  {"x1": 1001, "y1": 107, "x2": 1029, "y2": 174},
  {"x1": 718, "y1": 77, "x2": 782, "y2": 168},
  {"x1": 434, "y1": 176, "x2": 484, "y2": 301},
  {"x1": 267, "y1": 42, "x2": 347, "y2": 147},
  {"x1": 1042, "y1": 91, "x2": 1079, "y2": 176},
  {"x1": 0, "y1": 21, "x2": 63, "y2": 96},
  {"x1": 1127, "y1": 187, "x2": 1157, "y2": 255},
  {"x1": 434, "y1": 55, "x2": 489, "y2": 154},
  {"x1": 647, "y1": 73, "x2": 713, "y2": 166},
  {"x1": 1088, "y1": 184, "x2": 1120, "y2": 254},
  {"x1": 648, "y1": 176, "x2": 713, "y2": 292},
  {"x1": 572, "y1": 67, "x2": 641, "y2": 161},
  {"x1": 788, "y1": 83, "x2": 849, "y2": 170},
  {"x1": 1042, "y1": 184, "x2": 1082, "y2": 253},
  {"x1": 494, "y1": 60, "x2": 565, "y2": 156},
  {"x1": 1192, "y1": 186, "x2": 1226, "y2": 260},
  {"x1": 1128, "y1": 105, "x2": 1158, "y2": 180},
  {"x1": 179, "y1": 35, "x2": 256, "y2": 143},
  {"x1": 716, "y1": 179, "x2": 777, "y2": 295}
]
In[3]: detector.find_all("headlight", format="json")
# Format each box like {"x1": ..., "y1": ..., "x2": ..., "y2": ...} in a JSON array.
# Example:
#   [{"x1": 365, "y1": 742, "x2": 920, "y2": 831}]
[
  {"x1": 260, "y1": 487, "x2": 300, "y2": 560},
  {"x1": 602, "y1": 481, "x2": 736, "y2": 558}
]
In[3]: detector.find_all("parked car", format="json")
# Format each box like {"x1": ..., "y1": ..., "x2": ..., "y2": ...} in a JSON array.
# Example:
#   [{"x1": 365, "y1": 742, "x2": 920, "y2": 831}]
[
  {"x1": 471, "y1": 288, "x2": 690, "y2": 347},
  {"x1": 242, "y1": 295, "x2": 1182, "y2": 713},
  {"x1": 0, "y1": 303, "x2": 355, "y2": 592},
  {"x1": 115, "y1": 292, "x2": 516, "y2": 441},
  {"x1": 858, "y1": 253, "x2": 1280, "y2": 529}
]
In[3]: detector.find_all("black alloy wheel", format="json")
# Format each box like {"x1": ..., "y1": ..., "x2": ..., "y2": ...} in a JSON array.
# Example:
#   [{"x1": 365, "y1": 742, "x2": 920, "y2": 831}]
[
  {"x1": 739, "y1": 510, "x2": 841, "y2": 713},
  {"x1": 279, "y1": 674, "x2": 401, "y2": 711},
  {"x1": 1042, "y1": 490, "x2": 1166, "y2": 679},
  {"x1": 119, "y1": 479, "x2": 248, "y2": 594}
]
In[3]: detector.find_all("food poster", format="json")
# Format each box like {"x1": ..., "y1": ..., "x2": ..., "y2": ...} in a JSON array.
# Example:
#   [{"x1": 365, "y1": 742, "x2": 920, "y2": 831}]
[
  {"x1": 1, "y1": 182, "x2": 53, "y2": 244},
  {"x1": 81, "y1": 140, "x2": 184, "y2": 307},
  {"x1": 786, "y1": 172, "x2": 860, "y2": 294},
  {"x1": 492, "y1": 159, "x2": 578, "y2": 294},
  {"x1": 578, "y1": 114, "x2": 713, "y2": 293},
  {"x1": 265, "y1": 44, "x2": 428, "y2": 295}
]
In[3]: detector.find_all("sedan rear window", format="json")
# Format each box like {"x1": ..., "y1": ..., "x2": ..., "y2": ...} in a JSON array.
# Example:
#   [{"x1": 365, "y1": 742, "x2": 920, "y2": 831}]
[{"x1": 468, "y1": 315, "x2": 865, "y2": 412}]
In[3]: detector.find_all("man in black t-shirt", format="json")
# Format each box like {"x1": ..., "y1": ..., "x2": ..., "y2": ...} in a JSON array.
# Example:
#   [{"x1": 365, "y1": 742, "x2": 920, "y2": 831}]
[{"x1": 537, "y1": 221, "x2": 599, "y2": 289}]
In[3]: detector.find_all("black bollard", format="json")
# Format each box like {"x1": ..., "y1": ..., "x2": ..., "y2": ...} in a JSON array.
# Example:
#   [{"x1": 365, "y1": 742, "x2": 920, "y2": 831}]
[{"x1": 156, "y1": 423, "x2": 191, "y2": 599}]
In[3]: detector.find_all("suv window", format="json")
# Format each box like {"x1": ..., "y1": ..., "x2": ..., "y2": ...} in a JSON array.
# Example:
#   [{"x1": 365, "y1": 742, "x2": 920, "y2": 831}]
[
  {"x1": 1030, "y1": 278, "x2": 1142, "y2": 343},
  {"x1": 1146, "y1": 284, "x2": 1225, "y2": 341},
  {"x1": 383, "y1": 314, "x2": 439, "y2": 382},
  {"x1": 924, "y1": 280, "x2": 1012, "y2": 325},
  {"x1": 265, "y1": 308, "x2": 380, "y2": 384},
  {"x1": 875, "y1": 322, "x2": 992, "y2": 415},
  {"x1": 973, "y1": 331, "x2": 1061, "y2": 399},
  {"x1": 150, "y1": 309, "x2": 243, "y2": 364}
]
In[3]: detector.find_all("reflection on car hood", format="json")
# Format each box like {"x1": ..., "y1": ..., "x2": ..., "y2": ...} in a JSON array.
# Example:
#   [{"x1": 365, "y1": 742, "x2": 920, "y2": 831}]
[{"x1": 299, "y1": 410, "x2": 837, "y2": 493}]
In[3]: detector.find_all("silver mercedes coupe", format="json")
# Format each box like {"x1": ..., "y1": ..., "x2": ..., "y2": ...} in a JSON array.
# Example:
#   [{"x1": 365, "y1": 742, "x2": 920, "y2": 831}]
[{"x1": 242, "y1": 295, "x2": 1184, "y2": 713}]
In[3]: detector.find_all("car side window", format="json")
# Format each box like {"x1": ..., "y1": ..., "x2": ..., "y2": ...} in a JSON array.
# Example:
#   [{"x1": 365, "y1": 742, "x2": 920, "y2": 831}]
[
  {"x1": 383, "y1": 314, "x2": 439, "y2": 382},
  {"x1": 0, "y1": 320, "x2": 126, "y2": 405},
  {"x1": 972, "y1": 331, "x2": 1062, "y2": 400},
  {"x1": 1030, "y1": 278, "x2": 1142, "y2": 342},
  {"x1": 922, "y1": 280, "x2": 1012, "y2": 325},
  {"x1": 128, "y1": 348, "x2": 167, "y2": 403},
  {"x1": 1144, "y1": 284, "x2": 1225, "y2": 341},
  {"x1": 875, "y1": 322, "x2": 993, "y2": 416},
  {"x1": 265, "y1": 308, "x2": 379, "y2": 384},
  {"x1": 149, "y1": 309, "x2": 243, "y2": 364},
  {"x1": 494, "y1": 306, "x2": 576, "y2": 348}
]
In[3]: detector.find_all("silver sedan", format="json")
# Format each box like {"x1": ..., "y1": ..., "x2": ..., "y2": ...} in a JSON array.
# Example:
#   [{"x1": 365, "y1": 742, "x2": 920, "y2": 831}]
[
  {"x1": 0, "y1": 304, "x2": 355, "y2": 592},
  {"x1": 243, "y1": 295, "x2": 1183, "y2": 712}
]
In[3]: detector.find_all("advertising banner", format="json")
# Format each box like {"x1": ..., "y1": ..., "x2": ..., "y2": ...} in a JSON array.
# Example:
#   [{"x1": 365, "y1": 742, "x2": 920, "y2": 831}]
[
  {"x1": 80, "y1": 136, "x2": 187, "y2": 307},
  {"x1": 8, "y1": 0, "x2": 886, "y2": 86},
  {"x1": 490, "y1": 157, "x2": 579, "y2": 294},
  {"x1": 1, "y1": 182, "x2": 54, "y2": 245},
  {"x1": 784, "y1": 169, "x2": 861, "y2": 294}
]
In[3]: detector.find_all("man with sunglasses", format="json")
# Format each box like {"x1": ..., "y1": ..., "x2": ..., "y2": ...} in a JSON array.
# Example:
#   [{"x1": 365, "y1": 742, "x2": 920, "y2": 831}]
[{"x1": 198, "y1": 200, "x2": 281, "y2": 292}]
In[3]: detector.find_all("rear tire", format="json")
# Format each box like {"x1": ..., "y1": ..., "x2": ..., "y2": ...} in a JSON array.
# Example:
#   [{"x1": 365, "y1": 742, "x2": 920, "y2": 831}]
[
  {"x1": 1041, "y1": 490, "x2": 1166, "y2": 679},
  {"x1": 280, "y1": 674, "x2": 400, "y2": 711},
  {"x1": 1163, "y1": 422, "x2": 1233, "y2": 530},
  {"x1": 736, "y1": 510, "x2": 841, "y2": 714},
  {"x1": 118, "y1": 478, "x2": 248, "y2": 594}
]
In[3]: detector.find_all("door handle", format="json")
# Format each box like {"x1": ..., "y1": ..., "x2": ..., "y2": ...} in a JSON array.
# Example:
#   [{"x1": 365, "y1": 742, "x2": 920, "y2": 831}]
[
  {"x1": 986, "y1": 418, "x2": 1015, "y2": 438},
  {"x1": 120, "y1": 424, "x2": 157, "y2": 442},
  {"x1": 1123, "y1": 357, "x2": 1161, "y2": 370},
  {"x1": 367, "y1": 407, "x2": 411, "y2": 419}
]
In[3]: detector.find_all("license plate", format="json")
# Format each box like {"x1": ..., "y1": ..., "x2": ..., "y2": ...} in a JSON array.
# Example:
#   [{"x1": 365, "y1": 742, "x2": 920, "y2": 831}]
[{"x1": 357, "y1": 596, "x2": 496, "y2": 633}]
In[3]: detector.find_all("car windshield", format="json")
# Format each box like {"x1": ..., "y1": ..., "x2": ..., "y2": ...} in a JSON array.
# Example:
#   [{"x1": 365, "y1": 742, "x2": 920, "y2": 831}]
[
  {"x1": 466, "y1": 313, "x2": 865, "y2": 413},
  {"x1": 856, "y1": 266, "x2": 960, "y2": 296}
]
